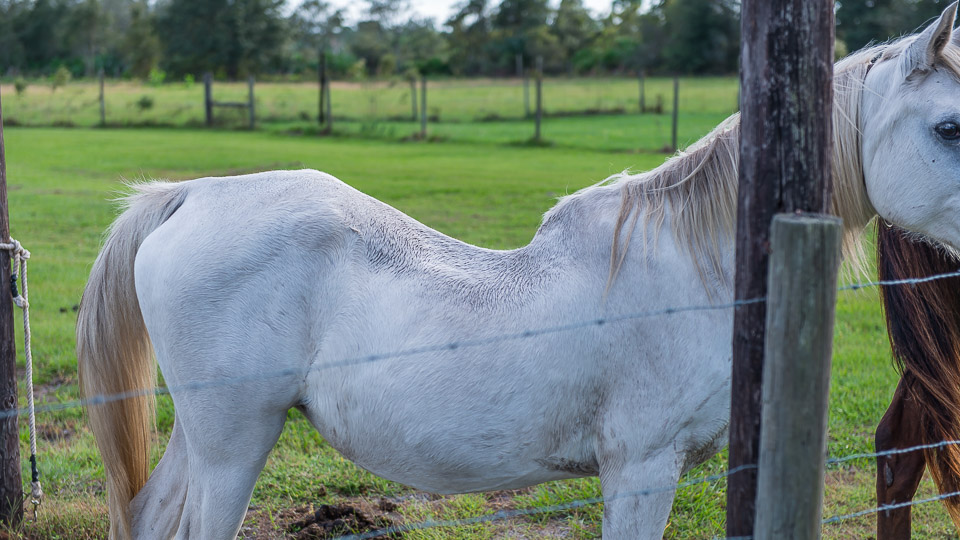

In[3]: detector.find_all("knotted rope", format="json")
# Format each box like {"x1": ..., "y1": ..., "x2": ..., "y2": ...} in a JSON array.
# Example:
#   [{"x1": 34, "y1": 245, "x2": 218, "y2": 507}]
[{"x1": 0, "y1": 239, "x2": 42, "y2": 513}]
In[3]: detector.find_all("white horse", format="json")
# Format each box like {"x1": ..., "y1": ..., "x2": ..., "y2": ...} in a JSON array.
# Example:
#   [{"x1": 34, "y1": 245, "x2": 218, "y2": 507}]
[{"x1": 78, "y1": 5, "x2": 960, "y2": 538}]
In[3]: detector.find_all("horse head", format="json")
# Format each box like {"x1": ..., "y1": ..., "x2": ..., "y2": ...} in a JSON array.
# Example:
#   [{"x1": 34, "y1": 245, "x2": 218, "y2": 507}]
[{"x1": 862, "y1": 2, "x2": 960, "y2": 249}]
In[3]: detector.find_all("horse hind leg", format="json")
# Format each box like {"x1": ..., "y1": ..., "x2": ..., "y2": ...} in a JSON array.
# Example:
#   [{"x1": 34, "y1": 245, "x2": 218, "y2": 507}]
[
  {"x1": 171, "y1": 403, "x2": 288, "y2": 540},
  {"x1": 876, "y1": 378, "x2": 926, "y2": 540},
  {"x1": 129, "y1": 417, "x2": 189, "y2": 539}
]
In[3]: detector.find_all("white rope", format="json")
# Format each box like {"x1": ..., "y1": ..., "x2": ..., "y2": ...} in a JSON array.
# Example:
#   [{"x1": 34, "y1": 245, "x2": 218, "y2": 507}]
[{"x1": 0, "y1": 239, "x2": 42, "y2": 510}]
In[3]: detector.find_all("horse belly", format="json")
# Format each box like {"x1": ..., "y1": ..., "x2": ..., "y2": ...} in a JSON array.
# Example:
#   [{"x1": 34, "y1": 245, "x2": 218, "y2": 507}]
[{"x1": 299, "y1": 351, "x2": 601, "y2": 494}]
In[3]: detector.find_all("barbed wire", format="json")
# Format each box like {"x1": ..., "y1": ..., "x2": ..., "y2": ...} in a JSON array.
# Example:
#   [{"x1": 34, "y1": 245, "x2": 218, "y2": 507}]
[
  {"x1": 0, "y1": 296, "x2": 769, "y2": 421},
  {"x1": 10, "y1": 265, "x2": 960, "y2": 537},
  {"x1": 839, "y1": 268, "x2": 960, "y2": 290},
  {"x1": 330, "y1": 464, "x2": 758, "y2": 540},
  {"x1": 826, "y1": 439, "x2": 960, "y2": 466},
  {"x1": 15, "y1": 265, "x2": 957, "y2": 423},
  {"x1": 822, "y1": 489, "x2": 960, "y2": 524}
]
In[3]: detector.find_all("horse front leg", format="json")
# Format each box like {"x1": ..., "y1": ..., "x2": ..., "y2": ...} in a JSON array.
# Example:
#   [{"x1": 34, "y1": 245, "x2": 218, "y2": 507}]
[
  {"x1": 876, "y1": 377, "x2": 926, "y2": 540},
  {"x1": 599, "y1": 449, "x2": 681, "y2": 540}
]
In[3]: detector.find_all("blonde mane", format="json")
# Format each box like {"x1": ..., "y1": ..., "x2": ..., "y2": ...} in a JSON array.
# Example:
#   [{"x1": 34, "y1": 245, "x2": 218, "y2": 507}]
[{"x1": 607, "y1": 38, "x2": 960, "y2": 289}]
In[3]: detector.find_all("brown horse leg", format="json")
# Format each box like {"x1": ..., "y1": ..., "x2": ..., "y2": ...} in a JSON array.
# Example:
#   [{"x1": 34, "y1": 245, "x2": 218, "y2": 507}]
[{"x1": 876, "y1": 378, "x2": 926, "y2": 540}]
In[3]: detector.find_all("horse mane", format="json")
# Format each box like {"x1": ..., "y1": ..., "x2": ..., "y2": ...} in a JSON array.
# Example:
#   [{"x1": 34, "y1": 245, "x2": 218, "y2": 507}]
[
  {"x1": 603, "y1": 42, "x2": 953, "y2": 290},
  {"x1": 877, "y1": 224, "x2": 960, "y2": 528}
]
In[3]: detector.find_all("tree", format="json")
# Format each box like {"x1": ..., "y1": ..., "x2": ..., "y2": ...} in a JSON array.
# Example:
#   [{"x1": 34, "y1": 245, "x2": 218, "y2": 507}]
[
  {"x1": 445, "y1": 0, "x2": 492, "y2": 75},
  {"x1": 490, "y1": 0, "x2": 551, "y2": 72},
  {"x1": 552, "y1": 0, "x2": 599, "y2": 72},
  {"x1": 837, "y1": 0, "x2": 954, "y2": 51},
  {"x1": 660, "y1": 0, "x2": 739, "y2": 74},
  {"x1": 157, "y1": 0, "x2": 284, "y2": 78},
  {"x1": 123, "y1": 1, "x2": 160, "y2": 78},
  {"x1": 395, "y1": 18, "x2": 448, "y2": 73},
  {"x1": 67, "y1": 0, "x2": 104, "y2": 76}
]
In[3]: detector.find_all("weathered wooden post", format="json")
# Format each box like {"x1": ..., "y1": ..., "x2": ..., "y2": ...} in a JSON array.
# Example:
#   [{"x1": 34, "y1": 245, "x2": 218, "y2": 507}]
[
  {"x1": 410, "y1": 74, "x2": 418, "y2": 122},
  {"x1": 319, "y1": 50, "x2": 327, "y2": 125},
  {"x1": 727, "y1": 0, "x2": 835, "y2": 538},
  {"x1": 638, "y1": 71, "x2": 645, "y2": 113},
  {"x1": 671, "y1": 76, "x2": 679, "y2": 151},
  {"x1": 420, "y1": 76, "x2": 427, "y2": 139},
  {"x1": 247, "y1": 76, "x2": 255, "y2": 130},
  {"x1": 0, "y1": 87, "x2": 24, "y2": 529},
  {"x1": 98, "y1": 68, "x2": 105, "y2": 126},
  {"x1": 203, "y1": 72, "x2": 213, "y2": 127},
  {"x1": 755, "y1": 214, "x2": 841, "y2": 539},
  {"x1": 534, "y1": 56, "x2": 543, "y2": 142},
  {"x1": 324, "y1": 73, "x2": 332, "y2": 133},
  {"x1": 523, "y1": 57, "x2": 530, "y2": 119}
]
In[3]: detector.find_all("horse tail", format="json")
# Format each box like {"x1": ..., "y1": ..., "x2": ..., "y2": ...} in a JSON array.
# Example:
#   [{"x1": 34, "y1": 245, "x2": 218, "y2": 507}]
[
  {"x1": 877, "y1": 224, "x2": 960, "y2": 528},
  {"x1": 77, "y1": 181, "x2": 187, "y2": 538}
]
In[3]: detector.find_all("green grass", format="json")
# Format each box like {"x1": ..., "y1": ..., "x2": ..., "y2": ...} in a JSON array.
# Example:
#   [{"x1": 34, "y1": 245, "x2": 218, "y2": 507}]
[
  {"x1": 0, "y1": 125, "x2": 951, "y2": 538},
  {"x1": 0, "y1": 77, "x2": 738, "y2": 152}
]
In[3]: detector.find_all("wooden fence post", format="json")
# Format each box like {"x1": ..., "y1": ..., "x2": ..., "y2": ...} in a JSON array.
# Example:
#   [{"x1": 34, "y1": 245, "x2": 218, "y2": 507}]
[
  {"x1": 671, "y1": 76, "x2": 679, "y2": 151},
  {"x1": 534, "y1": 56, "x2": 543, "y2": 142},
  {"x1": 727, "y1": 0, "x2": 834, "y2": 537},
  {"x1": 247, "y1": 76, "x2": 255, "y2": 130},
  {"x1": 755, "y1": 214, "x2": 841, "y2": 540},
  {"x1": 0, "y1": 87, "x2": 24, "y2": 529},
  {"x1": 324, "y1": 74, "x2": 332, "y2": 133},
  {"x1": 410, "y1": 75, "x2": 418, "y2": 122},
  {"x1": 203, "y1": 72, "x2": 213, "y2": 127},
  {"x1": 420, "y1": 76, "x2": 427, "y2": 139},
  {"x1": 523, "y1": 57, "x2": 530, "y2": 119},
  {"x1": 319, "y1": 50, "x2": 326, "y2": 125},
  {"x1": 638, "y1": 71, "x2": 645, "y2": 113},
  {"x1": 98, "y1": 68, "x2": 105, "y2": 126}
]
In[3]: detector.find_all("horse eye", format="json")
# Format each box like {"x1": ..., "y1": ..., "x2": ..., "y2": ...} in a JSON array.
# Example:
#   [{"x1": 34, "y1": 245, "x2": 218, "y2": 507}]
[{"x1": 936, "y1": 122, "x2": 960, "y2": 140}]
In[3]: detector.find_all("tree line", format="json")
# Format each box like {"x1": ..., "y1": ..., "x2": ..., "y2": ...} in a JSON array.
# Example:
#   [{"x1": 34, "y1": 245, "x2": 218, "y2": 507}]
[{"x1": 0, "y1": 0, "x2": 953, "y2": 81}]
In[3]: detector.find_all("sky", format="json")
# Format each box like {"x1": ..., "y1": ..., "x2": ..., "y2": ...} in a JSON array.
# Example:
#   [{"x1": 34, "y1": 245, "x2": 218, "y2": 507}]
[{"x1": 327, "y1": 0, "x2": 617, "y2": 26}]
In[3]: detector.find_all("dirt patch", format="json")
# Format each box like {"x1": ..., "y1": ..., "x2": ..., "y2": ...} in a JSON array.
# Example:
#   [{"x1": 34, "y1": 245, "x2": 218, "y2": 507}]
[
  {"x1": 286, "y1": 503, "x2": 393, "y2": 539},
  {"x1": 242, "y1": 498, "x2": 397, "y2": 539},
  {"x1": 240, "y1": 487, "x2": 582, "y2": 539},
  {"x1": 32, "y1": 375, "x2": 71, "y2": 402},
  {"x1": 37, "y1": 423, "x2": 74, "y2": 443}
]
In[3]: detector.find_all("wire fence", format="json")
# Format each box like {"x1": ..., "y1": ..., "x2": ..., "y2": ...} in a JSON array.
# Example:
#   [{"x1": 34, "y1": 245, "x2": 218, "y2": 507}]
[
  {"x1": 16, "y1": 266, "x2": 960, "y2": 537},
  {"x1": 0, "y1": 75, "x2": 739, "y2": 153}
]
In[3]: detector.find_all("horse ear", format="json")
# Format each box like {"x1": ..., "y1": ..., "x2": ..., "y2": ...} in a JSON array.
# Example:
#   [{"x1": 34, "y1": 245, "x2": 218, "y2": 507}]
[{"x1": 900, "y1": 1, "x2": 958, "y2": 77}]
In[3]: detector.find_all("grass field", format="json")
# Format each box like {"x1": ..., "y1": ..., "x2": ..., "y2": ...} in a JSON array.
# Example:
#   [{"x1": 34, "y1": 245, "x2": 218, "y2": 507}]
[
  {"x1": 0, "y1": 77, "x2": 738, "y2": 153},
  {"x1": 0, "y1": 122, "x2": 955, "y2": 539}
]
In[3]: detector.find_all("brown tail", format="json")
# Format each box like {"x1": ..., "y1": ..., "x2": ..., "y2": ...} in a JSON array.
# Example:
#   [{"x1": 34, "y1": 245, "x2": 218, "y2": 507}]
[
  {"x1": 76, "y1": 182, "x2": 186, "y2": 538},
  {"x1": 877, "y1": 224, "x2": 960, "y2": 528}
]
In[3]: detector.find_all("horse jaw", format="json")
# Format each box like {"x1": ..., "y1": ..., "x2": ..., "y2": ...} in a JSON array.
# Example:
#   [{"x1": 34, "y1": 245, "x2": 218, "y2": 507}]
[{"x1": 861, "y1": 4, "x2": 960, "y2": 251}]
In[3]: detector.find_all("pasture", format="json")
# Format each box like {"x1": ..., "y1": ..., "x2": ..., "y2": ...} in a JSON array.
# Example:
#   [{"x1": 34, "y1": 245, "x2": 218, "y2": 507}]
[
  {"x1": 0, "y1": 77, "x2": 737, "y2": 152},
  {"x1": 0, "y1": 123, "x2": 955, "y2": 538}
]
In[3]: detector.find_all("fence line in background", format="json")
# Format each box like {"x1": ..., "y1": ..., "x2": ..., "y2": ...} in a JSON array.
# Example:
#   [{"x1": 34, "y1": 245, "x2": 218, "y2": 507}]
[{"x1": 4, "y1": 74, "x2": 708, "y2": 151}]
